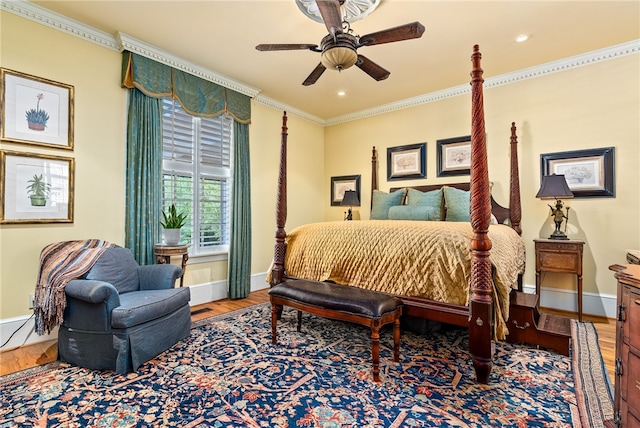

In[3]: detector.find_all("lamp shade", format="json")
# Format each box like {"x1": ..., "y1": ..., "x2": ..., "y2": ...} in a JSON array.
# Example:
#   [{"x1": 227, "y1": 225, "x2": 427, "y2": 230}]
[
  {"x1": 535, "y1": 174, "x2": 574, "y2": 199},
  {"x1": 321, "y1": 46, "x2": 358, "y2": 71},
  {"x1": 341, "y1": 190, "x2": 360, "y2": 206}
]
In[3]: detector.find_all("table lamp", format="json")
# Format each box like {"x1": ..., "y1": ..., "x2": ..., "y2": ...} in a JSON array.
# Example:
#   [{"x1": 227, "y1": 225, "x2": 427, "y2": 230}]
[
  {"x1": 535, "y1": 174, "x2": 574, "y2": 240},
  {"x1": 341, "y1": 190, "x2": 360, "y2": 221}
]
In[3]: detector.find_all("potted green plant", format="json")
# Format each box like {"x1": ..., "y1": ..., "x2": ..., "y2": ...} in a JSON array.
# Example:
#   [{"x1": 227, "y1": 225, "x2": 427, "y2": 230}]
[
  {"x1": 26, "y1": 174, "x2": 51, "y2": 207},
  {"x1": 25, "y1": 93, "x2": 50, "y2": 131},
  {"x1": 160, "y1": 203, "x2": 187, "y2": 245}
]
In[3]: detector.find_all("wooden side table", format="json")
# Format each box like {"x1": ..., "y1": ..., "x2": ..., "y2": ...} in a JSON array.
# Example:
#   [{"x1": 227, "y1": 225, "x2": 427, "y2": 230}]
[
  {"x1": 534, "y1": 238, "x2": 585, "y2": 321},
  {"x1": 154, "y1": 244, "x2": 189, "y2": 287}
]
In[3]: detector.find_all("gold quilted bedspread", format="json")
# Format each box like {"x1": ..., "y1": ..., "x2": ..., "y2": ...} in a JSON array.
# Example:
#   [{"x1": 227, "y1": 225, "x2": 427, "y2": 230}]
[{"x1": 283, "y1": 220, "x2": 526, "y2": 339}]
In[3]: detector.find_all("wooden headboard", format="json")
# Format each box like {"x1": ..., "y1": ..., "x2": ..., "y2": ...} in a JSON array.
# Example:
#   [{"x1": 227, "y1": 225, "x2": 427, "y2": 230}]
[
  {"x1": 371, "y1": 122, "x2": 522, "y2": 234},
  {"x1": 387, "y1": 182, "x2": 511, "y2": 226}
]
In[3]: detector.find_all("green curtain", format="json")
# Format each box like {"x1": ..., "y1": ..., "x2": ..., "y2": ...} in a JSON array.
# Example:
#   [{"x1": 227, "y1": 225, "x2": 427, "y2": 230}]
[
  {"x1": 124, "y1": 88, "x2": 163, "y2": 265},
  {"x1": 228, "y1": 122, "x2": 252, "y2": 299},
  {"x1": 122, "y1": 51, "x2": 252, "y2": 295}
]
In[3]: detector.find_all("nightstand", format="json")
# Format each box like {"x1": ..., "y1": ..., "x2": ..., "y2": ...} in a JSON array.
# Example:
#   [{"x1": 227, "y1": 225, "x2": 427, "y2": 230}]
[
  {"x1": 154, "y1": 244, "x2": 189, "y2": 287},
  {"x1": 534, "y1": 238, "x2": 585, "y2": 321}
]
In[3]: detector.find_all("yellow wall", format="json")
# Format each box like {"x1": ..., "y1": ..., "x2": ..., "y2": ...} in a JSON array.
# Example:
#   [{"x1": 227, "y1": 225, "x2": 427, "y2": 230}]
[
  {"x1": 249, "y1": 104, "x2": 326, "y2": 272},
  {"x1": 324, "y1": 54, "x2": 640, "y2": 300},
  {"x1": 0, "y1": 12, "x2": 324, "y2": 319},
  {"x1": 1, "y1": 13, "x2": 127, "y2": 319},
  {"x1": 2, "y1": 9, "x2": 638, "y2": 323}
]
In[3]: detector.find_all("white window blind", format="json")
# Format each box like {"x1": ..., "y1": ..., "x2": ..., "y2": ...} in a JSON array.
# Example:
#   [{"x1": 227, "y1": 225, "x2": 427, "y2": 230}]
[{"x1": 162, "y1": 99, "x2": 232, "y2": 255}]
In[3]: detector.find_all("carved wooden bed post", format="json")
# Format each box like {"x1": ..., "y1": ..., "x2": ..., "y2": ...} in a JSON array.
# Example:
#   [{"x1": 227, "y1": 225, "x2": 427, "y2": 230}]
[
  {"x1": 270, "y1": 112, "x2": 288, "y2": 286},
  {"x1": 509, "y1": 122, "x2": 523, "y2": 236},
  {"x1": 468, "y1": 45, "x2": 493, "y2": 384},
  {"x1": 371, "y1": 146, "x2": 378, "y2": 209}
]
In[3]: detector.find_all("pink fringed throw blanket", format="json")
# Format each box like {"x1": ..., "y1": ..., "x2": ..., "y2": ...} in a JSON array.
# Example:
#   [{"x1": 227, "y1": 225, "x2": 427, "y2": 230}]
[{"x1": 34, "y1": 239, "x2": 115, "y2": 335}]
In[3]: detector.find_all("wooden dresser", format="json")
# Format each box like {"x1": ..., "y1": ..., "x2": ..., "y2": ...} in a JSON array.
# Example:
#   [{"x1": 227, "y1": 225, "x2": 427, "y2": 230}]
[{"x1": 610, "y1": 264, "x2": 640, "y2": 427}]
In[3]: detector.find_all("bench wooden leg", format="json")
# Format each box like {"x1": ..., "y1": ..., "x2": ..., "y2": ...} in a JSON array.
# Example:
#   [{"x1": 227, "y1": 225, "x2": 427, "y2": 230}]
[
  {"x1": 271, "y1": 303, "x2": 279, "y2": 344},
  {"x1": 393, "y1": 316, "x2": 400, "y2": 363},
  {"x1": 371, "y1": 320, "x2": 381, "y2": 382},
  {"x1": 297, "y1": 310, "x2": 302, "y2": 332}
]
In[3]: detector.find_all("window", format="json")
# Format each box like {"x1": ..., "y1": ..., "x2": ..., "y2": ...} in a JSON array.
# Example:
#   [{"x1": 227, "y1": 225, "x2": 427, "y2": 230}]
[{"x1": 162, "y1": 98, "x2": 233, "y2": 256}]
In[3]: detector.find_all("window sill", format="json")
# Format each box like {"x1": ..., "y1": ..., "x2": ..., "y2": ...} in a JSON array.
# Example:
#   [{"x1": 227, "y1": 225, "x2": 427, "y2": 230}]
[{"x1": 187, "y1": 252, "x2": 228, "y2": 265}]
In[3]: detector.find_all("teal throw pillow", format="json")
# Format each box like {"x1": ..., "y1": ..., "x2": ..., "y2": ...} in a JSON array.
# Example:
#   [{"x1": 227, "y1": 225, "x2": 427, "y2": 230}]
[
  {"x1": 443, "y1": 186, "x2": 471, "y2": 222},
  {"x1": 406, "y1": 188, "x2": 443, "y2": 221},
  {"x1": 388, "y1": 205, "x2": 436, "y2": 221},
  {"x1": 370, "y1": 189, "x2": 406, "y2": 220}
]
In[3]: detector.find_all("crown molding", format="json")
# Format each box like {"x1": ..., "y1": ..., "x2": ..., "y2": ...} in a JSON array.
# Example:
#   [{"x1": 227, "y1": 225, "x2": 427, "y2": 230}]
[
  {"x1": 4, "y1": 0, "x2": 638, "y2": 127},
  {"x1": 1, "y1": 0, "x2": 118, "y2": 51},
  {"x1": 116, "y1": 33, "x2": 260, "y2": 99},
  {"x1": 325, "y1": 39, "x2": 640, "y2": 126},
  {"x1": 1, "y1": 0, "x2": 260, "y2": 99},
  {"x1": 253, "y1": 95, "x2": 325, "y2": 126}
]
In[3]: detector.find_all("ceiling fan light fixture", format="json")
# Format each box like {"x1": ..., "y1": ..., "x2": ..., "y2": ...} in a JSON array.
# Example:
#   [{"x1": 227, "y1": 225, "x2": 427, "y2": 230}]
[{"x1": 321, "y1": 46, "x2": 358, "y2": 71}]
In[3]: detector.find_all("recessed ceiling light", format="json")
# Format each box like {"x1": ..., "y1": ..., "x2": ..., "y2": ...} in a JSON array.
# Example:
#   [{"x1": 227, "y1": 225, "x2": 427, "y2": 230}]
[
  {"x1": 516, "y1": 34, "x2": 529, "y2": 43},
  {"x1": 337, "y1": 91, "x2": 346, "y2": 96}
]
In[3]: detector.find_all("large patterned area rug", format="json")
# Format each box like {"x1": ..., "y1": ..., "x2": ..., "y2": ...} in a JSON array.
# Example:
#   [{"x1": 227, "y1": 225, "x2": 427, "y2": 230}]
[{"x1": 1, "y1": 303, "x2": 613, "y2": 427}]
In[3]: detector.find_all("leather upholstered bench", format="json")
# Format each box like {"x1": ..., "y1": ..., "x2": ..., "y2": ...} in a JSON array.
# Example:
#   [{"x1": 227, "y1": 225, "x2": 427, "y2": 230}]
[{"x1": 268, "y1": 279, "x2": 403, "y2": 382}]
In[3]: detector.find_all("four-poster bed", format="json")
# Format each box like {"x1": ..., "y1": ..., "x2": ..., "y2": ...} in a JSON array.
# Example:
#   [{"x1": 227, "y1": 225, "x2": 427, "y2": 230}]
[{"x1": 269, "y1": 45, "x2": 525, "y2": 384}]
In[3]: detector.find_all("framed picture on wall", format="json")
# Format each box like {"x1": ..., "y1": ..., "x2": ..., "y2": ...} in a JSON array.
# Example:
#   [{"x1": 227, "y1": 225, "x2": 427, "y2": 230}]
[
  {"x1": 1, "y1": 68, "x2": 74, "y2": 150},
  {"x1": 0, "y1": 150, "x2": 75, "y2": 224},
  {"x1": 540, "y1": 147, "x2": 615, "y2": 197},
  {"x1": 330, "y1": 175, "x2": 361, "y2": 206},
  {"x1": 436, "y1": 135, "x2": 471, "y2": 177},
  {"x1": 387, "y1": 143, "x2": 426, "y2": 181}
]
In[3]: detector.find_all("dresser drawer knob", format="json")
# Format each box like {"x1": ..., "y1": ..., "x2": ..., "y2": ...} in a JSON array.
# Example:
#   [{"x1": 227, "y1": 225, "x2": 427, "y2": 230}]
[
  {"x1": 615, "y1": 358, "x2": 623, "y2": 376},
  {"x1": 512, "y1": 320, "x2": 530, "y2": 330},
  {"x1": 618, "y1": 304, "x2": 626, "y2": 321}
]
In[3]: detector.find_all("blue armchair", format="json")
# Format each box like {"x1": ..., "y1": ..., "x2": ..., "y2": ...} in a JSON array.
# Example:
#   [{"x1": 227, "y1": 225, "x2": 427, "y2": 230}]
[{"x1": 58, "y1": 246, "x2": 191, "y2": 373}]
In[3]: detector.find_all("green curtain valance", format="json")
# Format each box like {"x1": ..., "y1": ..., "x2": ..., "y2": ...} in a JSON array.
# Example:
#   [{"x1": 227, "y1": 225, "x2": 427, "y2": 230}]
[{"x1": 122, "y1": 51, "x2": 251, "y2": 124}]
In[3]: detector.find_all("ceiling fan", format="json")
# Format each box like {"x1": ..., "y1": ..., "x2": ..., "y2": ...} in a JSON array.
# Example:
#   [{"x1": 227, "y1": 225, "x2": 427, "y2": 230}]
[{"x1": 255, "y1": 0, "x2": 425, "y2": 86}]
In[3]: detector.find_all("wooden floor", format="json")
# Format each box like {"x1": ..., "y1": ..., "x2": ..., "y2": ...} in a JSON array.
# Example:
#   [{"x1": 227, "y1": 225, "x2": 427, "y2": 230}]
[{"x1": 0, "y1": 288, "x2": 616, "y2": 382}]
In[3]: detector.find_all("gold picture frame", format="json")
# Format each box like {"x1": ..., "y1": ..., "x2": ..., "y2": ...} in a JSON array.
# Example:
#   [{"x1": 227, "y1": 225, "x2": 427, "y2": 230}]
[
  {"x1": 1, "y1": 68, "x2": 74, "y2": 150},
  {"x1": 1, "y1": 150, "x2": 75, "y2": 224}
]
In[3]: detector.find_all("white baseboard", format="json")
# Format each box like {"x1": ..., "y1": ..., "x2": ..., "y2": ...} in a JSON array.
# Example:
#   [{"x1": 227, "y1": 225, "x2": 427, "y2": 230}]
[
  {"x1": 0, "y1": 315, "x2": 58, "y2": 352},
  {"x1": 0, "y1": 272, "x2": 270, "y2": 351},
  {"x1": 188, "y1": 272, "x2": 269, "y2": 306},
  {"x1": 521, "y1": 283, "x2": 616, "y2": 319},
  {"x1": 1, "y1": 275, "x2": 614, "y2": 351}
]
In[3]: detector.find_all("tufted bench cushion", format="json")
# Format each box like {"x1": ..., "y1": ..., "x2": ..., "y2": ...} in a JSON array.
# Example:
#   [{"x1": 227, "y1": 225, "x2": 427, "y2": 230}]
[{"x1": 269, "y1": 279, "x2": 403, "y2": 382}]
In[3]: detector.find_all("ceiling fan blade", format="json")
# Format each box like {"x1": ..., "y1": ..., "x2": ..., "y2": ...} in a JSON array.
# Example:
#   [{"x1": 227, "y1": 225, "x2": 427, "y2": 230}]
[
  {"x1": 358, "y1": 22, "x2": 425, "y2": 47},
  {"x1": 356, "y1": 55, "x2": 390, "y2": 81},
  {"x1": 316, "y1": 0, "x2": 343, "y2": 37},
  {"x1": 256, "y1": 44, "x2": 319, "y2": 51},
  {"x1": 302, "y1": 63, "x2": 327, "y2": 86}
]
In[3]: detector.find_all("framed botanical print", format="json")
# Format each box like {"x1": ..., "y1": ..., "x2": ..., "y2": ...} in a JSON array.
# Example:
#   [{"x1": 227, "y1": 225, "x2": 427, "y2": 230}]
[
  {"x1": 1, "y1": 150, "x2": 75, "y2": 223},
  {"x1": 1, "y1": 68, "x2": 74, "y2": 150}
]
